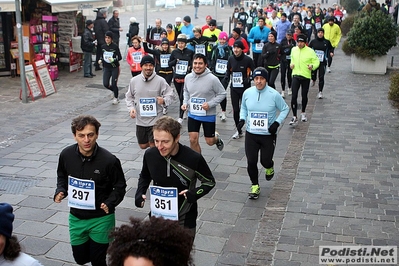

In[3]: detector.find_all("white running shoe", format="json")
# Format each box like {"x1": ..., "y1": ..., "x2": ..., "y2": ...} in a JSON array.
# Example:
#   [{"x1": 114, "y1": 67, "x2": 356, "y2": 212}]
[
  {"x1": 183, "y1": 111, "x2": 188, "y2": 119},
  {"x1": 288, "y1": 88, "x2": 292, "y2": 95},
  {"x1": 327, "y1": 67, "x2": 331, "y2": 73},
  {"x1": 289, "y1": 116, "x2": 298, "y2": 125},
  {"x1": 301, "y1": 113, "x2": 308, "y2": 122},
  {"x1": 221, "y1": 111, "x2": 226, "y2": 122},
  {"x1": 232, "y1": 131, "x2": 242, "y2": 139},
  {"x1": 162, "y1": 106, "x2": 168, "y2": 115},
  {"x1": 112, "y1": 98, "x2": 119, "y2": 105},
  {"x1": 281, "y1": 91, "x2": 285, "y2": 98},
  {"x1": 177, "y1": 118, "x2": 183, "y2": 124},
  {"x1": 318, "y1": 91, "x2": 323, "y2": 99}
]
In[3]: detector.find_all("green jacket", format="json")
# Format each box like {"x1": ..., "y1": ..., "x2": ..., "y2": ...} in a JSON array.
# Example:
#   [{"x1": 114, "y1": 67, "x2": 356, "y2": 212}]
[{"x1": 290, "y1": 46, "x2": 320, "y2": 79}]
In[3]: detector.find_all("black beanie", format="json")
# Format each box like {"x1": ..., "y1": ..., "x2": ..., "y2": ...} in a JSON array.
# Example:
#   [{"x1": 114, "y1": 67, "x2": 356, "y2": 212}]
[
  {"x1": 233, "y1": 27, "x2": 241, "y2": 35},
  {"x1": 161, "y1": 38, "x2": 169, "y2": 45},
  {"x1": 140, "y1": 55, "x2": 155, "y2": 67},
  {"x1": 233, "y1": 40, "x2": 244, "y2": 50},
  {"x1": 0, "y1": 203, "x2": 14, "y2": 239},
  {"x1": 269, "y1": 31, "x2": 277, "y2": 39},
  {"x1": 183, "y1": 15, "x2": 191, "y2": 23},
  {"x1": 105, "y1": 31, "x2": 113, "y2": 39}
]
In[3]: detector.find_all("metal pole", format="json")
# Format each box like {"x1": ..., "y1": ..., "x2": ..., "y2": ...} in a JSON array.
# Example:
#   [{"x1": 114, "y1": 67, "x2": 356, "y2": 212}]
[
  {"x1": 15, "y1": 0, "x2": 28, "y2": 103},
  {"x1": 215, "y1": 0, "x2": 218, "y2": 20},
  {"x1": 144, "y1": 0, "x2": 148, "y2": 37}
]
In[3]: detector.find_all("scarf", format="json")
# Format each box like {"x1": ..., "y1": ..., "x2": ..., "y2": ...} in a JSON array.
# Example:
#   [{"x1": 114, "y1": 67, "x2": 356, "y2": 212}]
[{"x1": 217, "y1": 43, "x2": 227, "y2": 58}]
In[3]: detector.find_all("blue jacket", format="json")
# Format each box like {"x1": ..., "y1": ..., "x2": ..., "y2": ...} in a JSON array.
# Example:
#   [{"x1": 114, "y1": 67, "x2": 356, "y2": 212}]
[
  {"x1": 247, "y1": 26, "x2": 271, "y2": 54},
  {"x1": 240, "y1": 85, "x2": 289, "y2": 135},
  {"x1": 276, "y1": 20, "x2": 291, "y2": 44},
  {"x1": 180, "y1": 24, "x2": 195, "y2": 51}
]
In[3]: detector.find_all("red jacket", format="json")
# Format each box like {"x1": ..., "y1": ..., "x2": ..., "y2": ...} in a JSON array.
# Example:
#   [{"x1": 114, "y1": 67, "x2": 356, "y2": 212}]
[{"x1": 228, "y1": 37, "x2": 249, "y2": 54}]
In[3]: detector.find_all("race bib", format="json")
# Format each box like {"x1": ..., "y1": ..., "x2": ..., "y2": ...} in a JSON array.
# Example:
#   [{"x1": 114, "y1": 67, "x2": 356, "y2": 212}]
[
  {"x1": 208, "y1": 41, "x2": 216, "y2": 50},
  {"x1": 139, "y1": 98, "x2": 157, "y2": 116},
  {"x1": 195, "y1": 44, "x2": 206, "y2": 55},
  {"x1": 255, "y1": 42, "x2": 264, "y2": 51},
  {"x1": 190, "y1": 97, "x2": 206, "y2": 116},
  {"x1": 315, "y1": 22, "x2": 321, "y2": 29},
  {"x1": 315, "y1": 50, "x2": 325, "y2": 62},
  {"x1": 160, "y1": 54, "x2": 170, "y2": 68},
  {"x1": 286, "y1": 55, "x2": 291, "y2": 60},
  {"x1": 175, "y1": 60, "x2": 188, "y2": 75},
  {"x1": 249, "y1": 112, "x2": 268, "y2": 133},
  {"x1": 232, "y1": 72, "x2": 243, "y2": 87},
  {"x1": 150, "y1": 185, "x2": 178, "y2": 221},
  {"x1": 103, "y1": 51, "x2": 114, "y2": 63},
  {"x1": 215, "y1": 59, "x2": 228, "y2": 74},
  {"x1": 154, "y1": 33, "x2": 160, "y2": 40},
  {"x1": 68, "y1": 176, "x2": 95, "y2": 210},
  {"x1": 305, "y1": 24, "x2": 312, "y2": 30},
  {"x1": 132, "y1": 51, "x2": 142, "y2": 63}
]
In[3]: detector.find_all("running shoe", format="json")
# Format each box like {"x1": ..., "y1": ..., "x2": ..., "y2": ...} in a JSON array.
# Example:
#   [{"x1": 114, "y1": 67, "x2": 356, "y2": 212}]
[
  {"x1": 221, "y1": 111, "x2": 226, "y2": 122},
  {"x1": 232, "y1": 131, "x2": 243, "y2": 139},
  {"x1": 215, "y1": 132, "x2": 224, "y2": 151},
  {"x1": 112, "y1": 98, "x2": 120, "y2": 105},
  {"x1": 265, "y1": 167, "x2": 274, "y2": 181},
  {"x1": 248, "y1": 184, "x2": 260, "y2": 200},
  {"x1": 327, "y1": 67, "x2": 331, "y2": 73},
  {"x1": 288, "y1": 88, "x2": 292, "y2": 95},
  {"x1": 318, "y1": 91, "x2": 323, "y2": 99},
  {"x1": 301, "y1": 113, "x2": 308, "y2": 122},
  {"x1": 162, "y1": 106, "x2": 168, "y2": 115},
  {"x1": 177, "y1": 118, "x2": 183, "y2": 124},
  {"x1": 289, "y1": 116, "x2": 298, "y2": 125},
  {"x1": 281, "y1": 91, "x2": 285, "y2": 98}
]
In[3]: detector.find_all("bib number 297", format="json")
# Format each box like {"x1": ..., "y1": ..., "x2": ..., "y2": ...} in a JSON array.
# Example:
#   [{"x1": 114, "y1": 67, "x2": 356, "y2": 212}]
[{"x1": 72, "y1": 189, "x2": 89, "y2": 201}]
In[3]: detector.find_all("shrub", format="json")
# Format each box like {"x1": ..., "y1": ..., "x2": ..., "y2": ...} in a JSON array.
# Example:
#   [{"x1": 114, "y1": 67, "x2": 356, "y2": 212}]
[
  {"x1": 388, "y1": 71, "x2": 399, "y2": 108},
  {"x1": 343, "y1": 10, "x2": 399, "y2": 59},
  {"x1": 341, "y1": 0, "x2": 361, "y2": 14},
  {"x1": 340, "y1": 14, "x2": 356, "y2": 36}
]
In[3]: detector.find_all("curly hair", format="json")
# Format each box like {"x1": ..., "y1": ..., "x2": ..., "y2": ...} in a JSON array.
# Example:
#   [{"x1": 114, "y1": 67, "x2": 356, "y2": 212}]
[
  {"x1": 3, "y1": 236, "x2": 21, "y2": 260},
  {"x1": 107, "y1": 217, "x2": 194, "y2": 266},
  {"x1": 71, "y1": 115, "x2": 101, "y2": 135}
]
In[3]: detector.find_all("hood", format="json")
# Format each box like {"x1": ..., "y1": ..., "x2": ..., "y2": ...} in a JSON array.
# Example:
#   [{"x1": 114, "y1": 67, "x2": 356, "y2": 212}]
[
  {"x1": 140, "y1": 70, "x2": 157, "y2": 82},
  {"x1": 192, "y1": 68, "x2": 212, "y2": 78}
]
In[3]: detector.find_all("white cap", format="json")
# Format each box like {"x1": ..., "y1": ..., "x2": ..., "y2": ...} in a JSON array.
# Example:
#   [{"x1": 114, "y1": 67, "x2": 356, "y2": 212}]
[
  {"x1": 175, "y1": 17, "x2": 182, "y2": 22},
  {"x1": 130, "y1": 17, "x2": 136, "y2": 23},
  {"x1": 252, "y1": 3, "x2": 257, "y2": 7}
]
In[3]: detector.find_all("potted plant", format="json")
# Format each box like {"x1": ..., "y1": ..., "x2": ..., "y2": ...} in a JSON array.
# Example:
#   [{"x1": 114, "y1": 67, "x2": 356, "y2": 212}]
[{"x1": 342, "y1": 9, "x2": 399, "y2": 74}]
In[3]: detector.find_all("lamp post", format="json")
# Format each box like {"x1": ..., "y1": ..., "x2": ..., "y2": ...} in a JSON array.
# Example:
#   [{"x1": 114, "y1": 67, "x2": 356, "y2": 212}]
[{"x1": 15, "y1": 0, "x2": 28, "y2": 103}]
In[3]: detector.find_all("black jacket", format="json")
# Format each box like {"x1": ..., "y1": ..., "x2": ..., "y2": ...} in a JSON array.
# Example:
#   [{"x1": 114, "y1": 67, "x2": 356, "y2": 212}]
[
  {"x1": 224, "y1": 52, "x2": 255, "y2": 89},
  {"x1": 107, "y1": 16, "x2": 121, "y2": 41},
  {"x1": 280, "y1": 37, "x2": 296, "y2": 62},
  {"x1": 81, "y1": 27, "x2": 95, "y2": 53},
  {"x1": 143, "y1": 42, "x2": 173, "y2": 73},
  {"x1": 127, "y1": 22, "x2": 140, "y2": 46},
  {"x1": 99, "y1": 42, "x2": 122, "y2": 68},
  {"x1": 94, "y1": 13, "x2": 109, "y2": 46},
  {"x1": 169, "y1": 47, "x2": 194, "y2": 79},
  {"x1": 308, "y1": 37, "x2": 333, "y2": 65},
  {"x1": 135, "y1": 143, "x2": 215, "y2": 228},
  {"x1": 261, "y1": 41, "x2": 281, "y2": 67},
  {"x1": 55, "y1": 144, "x2": 126, "y2": 220},
  {"x1": 210, "y1": 44, "x2": 233, "y2": 79}
]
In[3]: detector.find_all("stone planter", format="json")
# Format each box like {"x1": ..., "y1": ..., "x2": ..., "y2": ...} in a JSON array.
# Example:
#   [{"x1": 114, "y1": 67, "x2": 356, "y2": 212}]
[{"x1": 351, "y1": 54, "x2": 387, "y2": 75}]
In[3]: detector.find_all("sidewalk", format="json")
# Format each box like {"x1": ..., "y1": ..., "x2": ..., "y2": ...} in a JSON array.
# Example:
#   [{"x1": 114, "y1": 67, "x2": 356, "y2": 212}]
[{"x1": 0, "y1": 4, "x2": 398, "y2": 266}]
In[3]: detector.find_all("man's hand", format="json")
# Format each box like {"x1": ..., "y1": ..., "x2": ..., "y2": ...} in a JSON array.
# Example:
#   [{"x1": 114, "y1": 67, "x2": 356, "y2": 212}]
[
  {"x1": 98, "y1": 60, "x2": 102, "y2": 64},
  {"x1": 268, "y1": 121, "x2": 280, "y2": 135},
  {"x1": 179, "y1": 189, "x2": 188, "y2": 199},
  {"x1": 290, "y1": 63, "x2": 294, "y2": 69},
  {"x1": 202, "y1": 102, "x2": 209, "y2": 110},
  {"x1": 100, "y1": 203, "x2": 109, "y2": 214},
  {"x1": 130, "y1": 109, "x2": 136, "y2": 118},
  {"x1": 140, "y1": 195, "x2": 146, "y2": 207},
  {"x1": 157, "y1": 96, "x2": 164, "y2": 105},
  {"x1": 181, "y1": 104, "x2": 187, "y2": 111},
  {"x1": 54, "y1": 192, "x2": 64, "y2": 203}
]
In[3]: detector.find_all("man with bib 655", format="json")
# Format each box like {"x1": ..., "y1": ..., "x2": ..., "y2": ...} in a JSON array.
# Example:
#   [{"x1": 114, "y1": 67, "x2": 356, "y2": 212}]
[{"x1": 54, "y1": 115, "x2": 127, "y2": 266}]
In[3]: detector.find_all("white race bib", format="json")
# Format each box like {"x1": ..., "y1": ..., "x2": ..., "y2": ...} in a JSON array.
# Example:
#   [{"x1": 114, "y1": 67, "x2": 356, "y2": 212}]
[
  {"x1": 195, "y1": 44, "x2": 206, "y2": 55},
  {"x1": 215, "y1": 59, "x2": 228, "y2": 74},
  {"x1": 150, "y1": 185, "x2": 178, "y2": 221},
  {"x1": 315, "y1": 22, "x2": 321, "y2": 29},
  {"x1": 154, "y1": 33, "x2": 161, "y2": 40},
  {"x1": 305, "y1": 23, "x2": 312, "y2": 30},
  {"x1": 189, "y1": 97, "x2": 206, "y2": 116},
  {"x1": 175, "y1": 60, "x2": 188, "y2": 75},
  {"x1": 68, "y1": 176, "x2": 95, "y2": 210},
  {"x1": 249, "y1": 112, "x2": 268, "y2": 133},
  {"x1": 160, "y1": 54, "x2": 170, "y2": 68},
  {"x1": 132, "y1": 52, "x2": 142, "y2": 63},
  {"x1": 139, "y1": 97, "x2": 157, "y2": 116},
  {"x1": 103, "y1": 51, "x2": 114, "y2": 63},
  {"x1": 315, "y1": 50, "x2": 325, "y2": 62},
  {"x1": 232, "y1": 72, "x2": 243, "y2": 87},
  {"x1": 255, "y1": 42, "x2": 264, "y2": 51}
]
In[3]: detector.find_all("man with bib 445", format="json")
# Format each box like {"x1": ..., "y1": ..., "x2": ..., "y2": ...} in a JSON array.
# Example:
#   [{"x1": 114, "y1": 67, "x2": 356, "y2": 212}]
[
  {"x1": 238, "y1": 67, "x2": 289, "y2": 199},
  {"x1": 54, "y1": 115, "x2": 127, "y2": 266},
  {"x1": 135, "y1": 116, "x2": 216, "y2": 238}
]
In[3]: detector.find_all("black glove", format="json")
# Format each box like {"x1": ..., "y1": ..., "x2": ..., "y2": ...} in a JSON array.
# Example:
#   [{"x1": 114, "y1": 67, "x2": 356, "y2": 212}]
[
  {"x1": 237, "y1": 119, "x2": 245, "y2": 132},
  {"x1": 268, "y1": 121, "x2": 280, "y2": 135},
  {"x1": 254, "y1": 39, "x2": 261, "y2": 43},
  {"x1": 146, "y1": 26, "x2": 152, "y2": 35}
]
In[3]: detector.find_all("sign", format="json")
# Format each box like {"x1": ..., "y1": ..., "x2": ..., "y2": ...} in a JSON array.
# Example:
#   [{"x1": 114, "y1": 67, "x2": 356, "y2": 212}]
[
  {"x1": 34, "y1": 60, "x2": 56, "y2": 96},
  {"x1": 150, "y1": 185, "x2": 178, "y2": 220},
  {"x1": 68, "y1": 176, "x2": 96, "y2": 210},
  {"x1": 23, "y1": 64, "x2": 43, "y2": 101}
]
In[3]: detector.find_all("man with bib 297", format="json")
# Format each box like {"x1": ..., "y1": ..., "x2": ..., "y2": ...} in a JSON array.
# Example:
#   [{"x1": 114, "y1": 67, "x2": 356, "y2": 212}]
[
  {"x1": 237, "y1": 67, "x2": 289, "y2": 200},
  {"x1": 135, "y1": 116, "x2": 216, "y2": 239},
  {"x1": 54, "y1": 115, "x2": 127, "y2": 266}
]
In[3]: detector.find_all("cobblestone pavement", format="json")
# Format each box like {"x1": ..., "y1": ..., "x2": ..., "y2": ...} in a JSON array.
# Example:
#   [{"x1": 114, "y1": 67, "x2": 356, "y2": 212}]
[{"x1": 0, "y1": 3, "x2": 399, "y2": 266}]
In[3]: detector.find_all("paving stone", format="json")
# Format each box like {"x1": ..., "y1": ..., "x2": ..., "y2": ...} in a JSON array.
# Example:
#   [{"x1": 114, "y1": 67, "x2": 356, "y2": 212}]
[
  {"x1": 198, "y1": 222, "x2": 234, "y2": 238},
  {"x1": 14, "y1": 221, "x2": 56, "y2": 237},
  {"x1": 20, "y1": 236, "x2": 57, "y2": 255}
]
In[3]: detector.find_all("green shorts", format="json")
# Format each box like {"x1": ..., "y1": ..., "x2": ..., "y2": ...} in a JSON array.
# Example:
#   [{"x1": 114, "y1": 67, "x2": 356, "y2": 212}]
[{"x1": 69, "y1": 213, "x2": 115, "y2": 245}]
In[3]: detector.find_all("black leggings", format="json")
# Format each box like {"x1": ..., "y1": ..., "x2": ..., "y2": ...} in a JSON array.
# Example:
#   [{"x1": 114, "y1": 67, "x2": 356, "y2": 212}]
[
  {"x1": 291, "y1": 76, "x2": 310, "y2": 117},
  {"x1": 245, "y1": 132, "x2": 276, "y2": 185},
  {"x1": 159, "y1": 72, "x2": 173, "y2": 85},
  {"x1": 280, "y1": 60, "x2": 292, "y2": 91},
  {"x1": 230, "y1": 87, "x2": 245, "y2": 130},
  {"x1": 173, "y1": 80, "x2": 185, "y2": 119},
  {"x1": 103, "y1": 67, "x2": 119, "y2": 98},
  {"x1": 311, "y1": 64, "x2": 326, "y2": 92},
  {"x1": 218, "y1": 76, "x2": 228, "y2": 111},
  {"x1": 266, "y1": 66, "x2": 279, "y2": 89},
  {"x1": 72, "y1": 239, "x2": 108, "y2": 266}
]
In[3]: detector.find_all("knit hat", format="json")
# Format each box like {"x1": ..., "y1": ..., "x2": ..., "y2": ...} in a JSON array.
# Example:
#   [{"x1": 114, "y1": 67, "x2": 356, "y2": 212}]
[
  {"x1": 183, "y1": 15, "x2": 191, "y2": 23},
  {"x1": 286, "y1": 30, "x2": 293, "y2": 35},
  {"x1": 269, "y1": 31, "x2": 277, "y2": 39},
  {"x1": 232, "y1": 27, "x2": 241, "y2": 35},
  {"x1": 209, "y1": 19, "x2": 217, "y2": 26},
  {"x1": 317, "y1": 28, "x2": 325, "y2": 33},
  {"x1": 161, "y1": 38, "x2": 169, "y2": 45},
  {"x1": 105, "y1": 31, "x2": 113, "y2": 39},
  {"x1": 0, "y1": 203, "x2": 14, "y2": 239},
  {"x1": 86, "y1": 19, "x2": 93, "y2": 26},
  {"x1": 140, "y1": 55, "x2": 155, "y2": 67},
  {"x1": 233, "y1": 40, "x2": 244, "y2": 50},
  {"x1": 130, "y1": 17, "x2": 137, "y2": 23},
  {"x1": 206, "y1": 15, "x2": 212, "y2": 20},
  {"x1": 252, "y1": 67, "x2": 269, "y2": 80},
  {"x1": 175, "y1": 17, "x2": 182, "y2": 22},
  {"x1": 328, "y1": 16, "x2": 335, "y2": 21},
  {"x1": 297, "y1": 34, "x2": 307, "y2": 42},
  {"x1": 218, "y1": 31, "x2": 228, "y2": 41}
]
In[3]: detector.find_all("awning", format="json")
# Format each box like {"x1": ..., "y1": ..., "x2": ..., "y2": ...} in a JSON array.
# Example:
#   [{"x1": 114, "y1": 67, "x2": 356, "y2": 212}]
[
  {"x1": 0, "y1": 0, "x2": 19, "y2": 12},
  {"x1": 41, "y1": 0, "x2": 113, "y2": 13}
]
